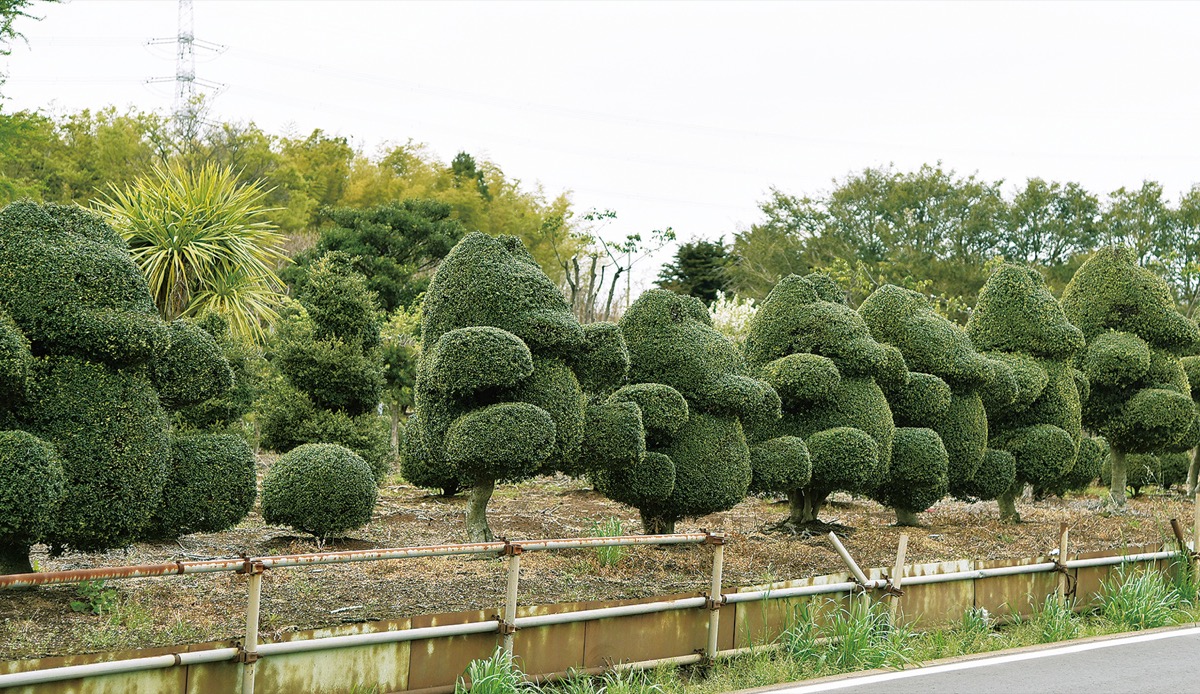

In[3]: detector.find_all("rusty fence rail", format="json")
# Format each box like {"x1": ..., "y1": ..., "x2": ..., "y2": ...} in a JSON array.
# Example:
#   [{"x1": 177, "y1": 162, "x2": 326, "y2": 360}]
[
  {"x1": 0, "y1": 533, "x2": 721, "y2": 691},
  {"x1": 1, "y1": 512, "x2": 1197, "y2": 691}
]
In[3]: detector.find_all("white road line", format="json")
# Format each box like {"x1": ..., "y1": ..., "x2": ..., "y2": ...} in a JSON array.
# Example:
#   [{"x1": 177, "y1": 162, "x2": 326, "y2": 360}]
[{"x1": 765, "y1": 626, "x2": 1200, "y2": 693}]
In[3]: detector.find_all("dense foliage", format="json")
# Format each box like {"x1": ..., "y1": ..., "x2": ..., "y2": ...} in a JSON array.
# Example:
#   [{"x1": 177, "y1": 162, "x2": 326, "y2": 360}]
[
  {"x1": 1061, "y1": 247, "x2": 1199, "y2": 509},
  {"x1": 261, "y1": 443, "x2": 377, "y2": 541},
  {"x1": 967, "y1": 265, "x2": 1089, "y2": 521},
  {"x1": 0, "y1": 201, "x2": 244, "y2": 572},
  {"x1": 743, "y1": 273, "x2": 905, "y2": 528},
  {"x1": 146, "y1": 434, "x2": 257, "y2": 539},
  {"x1": 260, "y1": 252, "x2": 391, "y2": 482}
]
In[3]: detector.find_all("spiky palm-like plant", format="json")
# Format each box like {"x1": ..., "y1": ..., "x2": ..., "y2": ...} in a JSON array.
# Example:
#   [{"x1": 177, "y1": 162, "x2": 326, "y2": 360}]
[{"x1": 94, "y1": 162, "x2": 289, "y2": 341}]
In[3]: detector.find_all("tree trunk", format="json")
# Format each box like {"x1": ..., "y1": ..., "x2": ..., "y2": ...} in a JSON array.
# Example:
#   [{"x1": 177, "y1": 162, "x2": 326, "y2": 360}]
[
  {"x1": 894, "y1": 508, "x2": 922, "y2": 527},
  {"x1": 998, "y1": 483, "x2": 1022, "y2": 523},
  {"x1": 1108, "y1": 449, "x2": 1128, "y2": 511},
  {"x1": 787, "y1": 488, "x2": 826, "y2": 525},
  {"x1": 465, "y1": 479, "x2": 495, "y2": 543},
  {"x1": 1188, "y1": 447, "x2": 1199, "y2": 497},
  {"x1": 0, "y1": 542, "x2": 32, "y2": 575},
  {"x1": 639, "y1": 511, "x2": 675, "y2": 535}
]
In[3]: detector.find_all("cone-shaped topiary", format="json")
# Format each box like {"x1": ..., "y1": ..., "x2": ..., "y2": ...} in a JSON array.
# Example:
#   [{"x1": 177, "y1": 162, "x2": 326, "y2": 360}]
[
  {"x1": 405, "y1": 233, "x2": 642, "y2": 541},
  {"x1": 1061, "y1": 247, "x2": 1200, "y2": 510},
  {"x1": 860, "y1": 284, "x2": 1020, "y2": 524},
  {"x1": 261, "y1": 443, "x2": 377, "y2": 542},
  {"x1": 606, "y1": 289, "x2": 792, "y2": 533},
  {"x1": 743, "y1": 273, "x2": 906, "y2": 530},
  {"x1": 145, "y1": 434, "x2": 257, "y2": 539},
  {"x1": 260, "y1": 253, "x2": 392, "y2": 482},
  {"x1": 967, "y1": 265, "x2": 1087, "y2": 522},
  {"x1": 0, "y1": 201, "x2": 238, "y2": 571}
]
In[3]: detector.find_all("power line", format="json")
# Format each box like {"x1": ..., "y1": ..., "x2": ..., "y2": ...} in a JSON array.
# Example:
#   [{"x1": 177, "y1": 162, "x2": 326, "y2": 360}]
[{"x1": 145, "y1": 0, "x2": 225, "y2": 136}]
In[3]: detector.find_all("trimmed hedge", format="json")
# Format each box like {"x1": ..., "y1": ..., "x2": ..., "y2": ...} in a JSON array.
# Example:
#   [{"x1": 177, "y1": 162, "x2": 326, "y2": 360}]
[
  {"x1": 872, "y1": 427, "x2": 949, "y2": 518},
  {"x1": 146, "y1": 434, "x2": 256, "y2": 538},
  {"x1": 0, "y1": 311, "x2": 31, "y2": 399},
  {"x1": 261, "y1": 443, "x2": 377, "y2": 540},
  {"x1": 21, "y1": 356, "x2": 170, "y2": 551},
  {"x1": 151, "y1": 320, "x2": 234, "y2": 410},
  {"x1": 967, "y1": 265, "x2": 1086, "y2": 509},
  {"x1": 0, "y1": 201, "x2": 168, "y2": 367},
  {"x1": 0, "y1": 431, "x2": 64, "y2": 547},
  {"x1": 614, "y1": 289, "x2": 778, "y2": 528}
]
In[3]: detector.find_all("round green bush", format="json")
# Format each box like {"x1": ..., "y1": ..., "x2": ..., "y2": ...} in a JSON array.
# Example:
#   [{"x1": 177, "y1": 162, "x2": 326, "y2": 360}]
[
  {"x1": 261, "y1": 443, "x2": 378, "y2": 540},
  {"x1": 445, "y1": 402, "x2": 557, "y2": 482},
  {"x1": 151, "y1": 320, "x2": 234, "y2": 410},
  {"x1": 871, "y1": 427, "x2": 949, "y2": 518},
  {"x1": 173, "y1": 313, "x2": 263, "y2": 433},
  {"x1": 400, "y1": 414, "x2": 460, "y2": 494},
  {"x1": 595, "y1": 451, "x2": 676, "y2": 509},
  {"x1": 277, "y1": 320, "x2": 385, "y2": 416},
  {"x1": 575, "y1": 322, "x2": 630, "y2": 395},
  {"x1": 1036, "y1": 435, "x2": 1106, "y2": 498},
  {"x1": 748, "y1": 435, "x2": 811, "y2": 494},
  {"x1": 888, "y1": 372, "x2": 952, "y2": 426},
  {"x1": 579, "y1": 401, "x2": 646, "y2": 480},
  {"x1": 609, "y1": 383, "x2": 689, "y2": 444},
  {"x1": 427, "y1": 326, "x2": 534, "y2": 396},
  {"x1": 0, "y1": 431, "x2": 64, "y2": 547},
  {"x1": 956, "y1": 448, "x2": 1016, "y2": 502},
  {"x1": 146, "y1": 434, "x2": 256, "y2": 538}
]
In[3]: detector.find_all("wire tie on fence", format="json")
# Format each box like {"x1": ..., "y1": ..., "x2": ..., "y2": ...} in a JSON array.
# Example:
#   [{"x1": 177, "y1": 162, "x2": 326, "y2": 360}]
[
  {"x1": 880, "y1": 573, "x2": 904, "y2": 598},
  {"x1": 1051, "y1": 559, "x2": 1077, "y2": 597}
]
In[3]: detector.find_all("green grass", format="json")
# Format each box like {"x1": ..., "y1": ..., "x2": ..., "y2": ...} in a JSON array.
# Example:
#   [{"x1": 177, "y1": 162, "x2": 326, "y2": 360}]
[
  {"x1": 455, "y1": 564, "x2": 1200, "y2": 694},
  {"x1": 589, "y1": 517, "x2": 627, "y2": 568}
]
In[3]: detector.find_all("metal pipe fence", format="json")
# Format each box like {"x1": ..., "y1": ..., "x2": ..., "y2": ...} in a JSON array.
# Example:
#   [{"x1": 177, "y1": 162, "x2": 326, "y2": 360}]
[{"x1": 0, "y1": 524, "x2": 1194, "y2": 691}]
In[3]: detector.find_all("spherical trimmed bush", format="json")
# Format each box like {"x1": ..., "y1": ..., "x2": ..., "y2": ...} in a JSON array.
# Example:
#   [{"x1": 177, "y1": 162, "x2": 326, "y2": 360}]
[
  {"x1": 957, "y1": 448, "x2": 1016, "y2": 502},
  {"x1": 872, "y1": 427, "x2": 949, "y2": 524},
  {"x1": 146, "y1": 434, "x2": 257, "y2": 539},
  {"x1": 748, "y1": 435, "x2": 811, "y2": 494},
  {"x1": 151, "y1": 320, "x2": 234, "y2": 410},
  {"x1": 261, "y1": 443, "x2": 378, "y2": 540},
  {"x1": 608, "y1": 383, "x2": 689, "y2": 444},
  {"x1": 0, "y1": 431, "x2": 64, "y2": 565}
]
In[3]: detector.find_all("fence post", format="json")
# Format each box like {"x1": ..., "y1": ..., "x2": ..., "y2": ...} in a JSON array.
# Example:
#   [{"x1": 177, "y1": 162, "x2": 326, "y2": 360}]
[
  {"x1": 827, "y1": 532, "x2": 870, "y2": 611},
  {"x1": 239, "y1": 560, "x2": 264, "y2": 694},
  {"x1": 1057, "y1": 523, "x2": 1070, "y2": 604},
  {"x1": 704, "y1": 533, "x2": 726, "y2": 661},
  {"x1": 888, "y1": 533, "x2": 908, "y2": 624},
  {"x1": 1194, "y1": 492, "x2": 1200, "y2": 577},
  {"x1": 502, "y1": 544, "x2": 522, "y2": 654}
]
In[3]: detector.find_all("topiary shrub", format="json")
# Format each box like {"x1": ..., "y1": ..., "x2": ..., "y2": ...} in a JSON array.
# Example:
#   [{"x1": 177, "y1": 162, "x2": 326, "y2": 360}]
[
  {"x1": 405, "y1": 233, "x2": 642, "y2": 541},
  {"x1": 967, "y1": 264, "x2": 1087, "y2": 522},
  {"x1": 0, "y1": 201, "x2": 238, "y2": 571},
  {"x1": 1179, "y1": 356, "x2": 1200, "y2": 495},
  {"x1": 172, "y1": 313, "x2": 266, "y2": 438},
  {"x1": 743, "y1": 273, "x2": 905, "y2": 530},
  {"x1": 592, "y1": 289, "x2": 792, "y2": 533},
  {"x1": 860, "y1": 284, "x2": 1020, "y2": 524},
  {"x1": 145, "y1": 434, "x2": 257, "y2": 539},
  {"x1": 260, "y1": 253, "x2": 393, "y2": 483},
  {"x1": 1100, "y1": 450, "x2": 1188, "y2": 496},
  {"x1": 0, "y1": 431, "x2": 64, "y2": 574},
  {"x1": 1061, "y1": 247, "x2": 1200, "y2": 510},
  {"x1": 261, "y1": 443, "x2": 377, "y2": 543}
]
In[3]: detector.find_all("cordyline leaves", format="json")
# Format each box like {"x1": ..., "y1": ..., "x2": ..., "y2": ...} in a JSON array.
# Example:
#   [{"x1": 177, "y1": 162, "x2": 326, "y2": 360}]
[{"x1": 94, "y1": 162, "x2": 289, "y2": 342}]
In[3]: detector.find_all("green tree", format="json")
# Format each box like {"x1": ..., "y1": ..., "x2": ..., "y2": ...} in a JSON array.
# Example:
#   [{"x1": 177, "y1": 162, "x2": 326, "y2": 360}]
[
  {"x1": 381, "y1": 303, "x2": 421, "y2": 457},
  {"x1": 656, "y1": 237, "x2": 733, "y2": 303},
  {"x1": 1101, "y1": 182, "x2": 1173, "y2": 266},
  {"x1": 95, "y1": 162, "x2": 289, "y2": 341},
  {"x1": 286, "y1": 199, "x2": 465, "y2": 312}
]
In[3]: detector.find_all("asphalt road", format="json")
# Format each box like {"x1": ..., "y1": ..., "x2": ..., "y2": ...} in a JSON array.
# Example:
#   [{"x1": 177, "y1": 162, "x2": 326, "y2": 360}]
[{"x1": 760, "y1": 626, "x2": 1200, "y2": 694}]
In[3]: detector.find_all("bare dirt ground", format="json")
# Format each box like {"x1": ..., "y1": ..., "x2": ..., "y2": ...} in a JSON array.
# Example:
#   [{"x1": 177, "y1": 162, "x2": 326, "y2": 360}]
[{"x1": 2, "y1": 456, "x2": 1194, "y2": 661}]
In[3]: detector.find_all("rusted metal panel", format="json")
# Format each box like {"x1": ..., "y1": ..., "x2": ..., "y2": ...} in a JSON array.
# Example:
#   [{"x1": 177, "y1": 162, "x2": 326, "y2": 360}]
[
  {"x1": 1072, "y1": 543, "x2": 1166, "y2": 608},
  {"x1": 0, "y1": 646, "x2": 189, "y2": 694},
  {"x1": 405, "y1": 609, "x2": 497, "y2": 689},
  {"x1": 182, "y1": 642, "x2": 240, "y2": 694},
  {"x1": 974, "y1": 557, "x2": 1057, "y2": 618},
  {"x1": 248, "y1": 620, "x2": 412, "y2": 694},
  {"x1": 511, "y1": 603, "x2": 585, "y2": 677},
  {"x1": 868, "y1": 560, "x2": 974, "y2": 628},
  {"x1": 581, "y1": 594, "x2": 708, "y2": 668},
  {"x1": 732, "y1": 572, "x2": 855, "y2": 649}
]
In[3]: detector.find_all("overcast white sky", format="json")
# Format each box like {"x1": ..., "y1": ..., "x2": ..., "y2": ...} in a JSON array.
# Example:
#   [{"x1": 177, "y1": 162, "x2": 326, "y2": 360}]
[{"x1": 5, "y1": 1, "x2": 1200, "y2": 289}]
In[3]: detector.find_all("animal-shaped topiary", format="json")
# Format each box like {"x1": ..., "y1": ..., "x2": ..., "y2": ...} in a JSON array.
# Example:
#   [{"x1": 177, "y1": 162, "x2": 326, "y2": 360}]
[
  {"x1": 404, "y1": 233, "x2": 639, "y2": 541},
  {"x1": 0, "y1": 201, "x2": 240, "y2": 573},
  {"x1": 604, "y1": 289, "x2": 798, "y2": 534},
  {"x1": 859, "y1": 285, "x2": 1020, "y2": 525},
  {"x1": 1061, "y1": 247, "x2": 1200, "y2": 511},
  {"x1": 743, "y1": 273, "x2": 908, "y2": 531},
  {"x1": 967, "y1": 264, "x2": 1088, "y2": 522}
]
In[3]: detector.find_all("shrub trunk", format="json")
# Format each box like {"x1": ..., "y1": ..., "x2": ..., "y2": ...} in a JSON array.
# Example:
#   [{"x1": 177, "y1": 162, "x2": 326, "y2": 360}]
[
  {"x1": 1108, "y1": 449, "x2": 1128, "y2": 511},
  {"x1": 465, "y1": 479, "x2": 495, "y2": 543},
  {"x1": 998, "y1": 483, "x2": 1021, "y2": 523},
  {"x1": 639, "y1": 511, "x2": 675, "y2": 535}
]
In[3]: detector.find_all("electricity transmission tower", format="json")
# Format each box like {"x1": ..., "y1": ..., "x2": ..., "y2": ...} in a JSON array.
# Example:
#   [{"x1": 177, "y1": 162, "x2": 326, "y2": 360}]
[{"x1": 147, "y1": 0, "x2": 225, "y2": 139}]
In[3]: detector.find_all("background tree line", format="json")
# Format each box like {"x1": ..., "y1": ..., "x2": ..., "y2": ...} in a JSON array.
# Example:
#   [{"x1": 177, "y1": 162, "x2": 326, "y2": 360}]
[{"x1": 659, "y1": 164, "x2": 1200, "y2": 323}]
